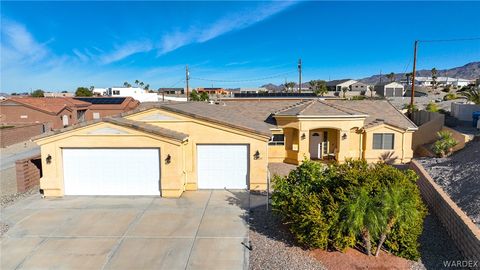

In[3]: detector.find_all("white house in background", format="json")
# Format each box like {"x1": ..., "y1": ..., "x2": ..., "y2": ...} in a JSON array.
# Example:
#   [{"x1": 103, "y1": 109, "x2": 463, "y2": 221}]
[
  {"x1": 374, "y1": 82, "x2": 404, "y2": 97},
  {"x1": 239, "y1": 87, "x2": 268, "y2": 94},
  {"x1": 414, "y1": 77, "x2": 473, "y2": 87},
  {"x1": 93, "y1": 88, "x2": 107, "y2": 96},
  {"x1": 107, "y1": 87, "x2": 158, "y2": 102}
]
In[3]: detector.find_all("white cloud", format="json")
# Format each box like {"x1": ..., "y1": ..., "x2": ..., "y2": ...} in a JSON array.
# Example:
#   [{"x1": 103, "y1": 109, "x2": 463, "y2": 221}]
[
  {"x1": 98, "y1": 41, "x2": 153, "y2": 64},
  {"x1": 1, "y1": 18, "x2": 49, "y2": 66},
  {"x1": 157, "y1": 1, "x2": 296, "y2": 55}
]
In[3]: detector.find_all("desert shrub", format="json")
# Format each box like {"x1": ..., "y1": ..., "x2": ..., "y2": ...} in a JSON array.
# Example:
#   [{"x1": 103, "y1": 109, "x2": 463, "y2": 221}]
[
  {"x1": 432, "y1": 131, "x2": 458, "y2": 157},
  {"x1": 351, "y1": 95, "x2": 366, "y2": 100},
  {"x1": 271, "y1": 160, "x2": 427, "y2": 260},
  {"x1": 425, "y1": 102, "x2": 439, "y2": 112},
  {"x1": 443, "y1": 93, "x2": 458, "y2": 101}
]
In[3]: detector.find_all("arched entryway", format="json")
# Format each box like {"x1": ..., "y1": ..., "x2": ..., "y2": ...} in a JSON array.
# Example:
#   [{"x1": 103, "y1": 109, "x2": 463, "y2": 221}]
[{"x1": 309, "y1": 128, "x2": 339, "y2": 160}]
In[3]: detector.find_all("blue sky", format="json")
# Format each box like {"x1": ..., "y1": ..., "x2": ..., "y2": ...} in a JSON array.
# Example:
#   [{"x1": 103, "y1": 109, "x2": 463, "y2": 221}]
[{"x1": 1, "y1": 1, "x2": 479, "y2": 92}]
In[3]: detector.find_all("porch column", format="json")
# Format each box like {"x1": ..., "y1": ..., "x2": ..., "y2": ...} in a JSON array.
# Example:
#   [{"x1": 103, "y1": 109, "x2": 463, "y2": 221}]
[
  {"x1": 298, "y1": 130, "x2": 310, "y2": 162},
  {"x1": 337, "y1": 129, "x2": 350, "y2": 163}
]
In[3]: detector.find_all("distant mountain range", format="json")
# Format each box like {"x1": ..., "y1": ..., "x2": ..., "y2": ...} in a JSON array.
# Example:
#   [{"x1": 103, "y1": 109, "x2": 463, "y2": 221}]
[
  {"x1": 262, "y1": 62, "x2": 480, "y2": 90},
  {"x1": 358, "y1": 61, "x2": 480, "y2": 85}
]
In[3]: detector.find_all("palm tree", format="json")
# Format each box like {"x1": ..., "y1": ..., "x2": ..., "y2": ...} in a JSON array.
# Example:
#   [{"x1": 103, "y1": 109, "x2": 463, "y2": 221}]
[
  {"x1": 459, "y1": 88, "x2": 480, "y2": 104},
  {"x1": 123, "y1": 81, "x2": 129, "y2": 87},
  {"x1": 144, "y1": 84, "x2": 150, "y2": 90},
  {"x1": 284, "y1": 82, "x2": 296, "y2": 92},
  {"x1": 134, "y1": 79, "x2": 140, "y2": 86},
  {"x1": 139, "y1": 82, "x2": 145, "y2": 88},
  {"x1": 431, "y1": 68, "x2": 438, "y2": 89},
  {"x1": 341, "y1": 86, "x2": 349, "y2": 98},
  {"x1": 375, "y1": 184, "x2": 420, "y2": 257},
  {"x1": 405, "y1": 72, "x2": 413, "y2": 86},
  {"x1": 386, "y1": 72, "x2": 395, "y2": 82},
  {"x1": 339, "y1": 188, "x2": 383, "y2": 256}
]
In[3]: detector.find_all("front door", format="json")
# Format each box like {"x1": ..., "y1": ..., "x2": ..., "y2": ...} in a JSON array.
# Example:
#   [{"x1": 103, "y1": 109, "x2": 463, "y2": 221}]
[{"x1": 310, "y1": 132, "x2": 323, "y2": 159}]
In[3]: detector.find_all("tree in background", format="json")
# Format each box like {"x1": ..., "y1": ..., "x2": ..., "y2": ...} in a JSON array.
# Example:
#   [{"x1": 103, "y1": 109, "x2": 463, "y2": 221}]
[
  {"x1": 432, "y1": 131, "x2": 458, "y2": 157},
  {"x1": 284, "y1": 81, "x2": 296, "y2": 92},
  {"x1": 144, "y1": 84, "x2": 150, "y2": 90},
  {"x1": 405, "y1": 72, "x2": 413, "y2": 86},
  {"x1": 341, "y1": 86, "x2": 349, "y2": 98},
  {"x1": 134, "y1": 80, "x2": 140, "y2": 86},
  {"x1": 75, "y1": 87, "x2": 93, "y2": 97},
  {"x1": 89, "y1": 86, "x2": 94, "y2": 91},
  {"x1": 123, "y1": 81, "x2": 131, "y2": 88},
  {"x1": 386, "y1": 72, "x2": 395, "y2": 82},
  {"x1": 199, "y1": 92, "x2": 209, "y2": 101},
  {"x1": 189, "y1": 90, "x2": 201, "y2": 101},
  {"x1": 368, "y1": 85, "x2": 375, "y2": 98},
  {"x1": 31, "y1": 89, "x2": 45, "y2": 97},
  {"x1": 309, "y1": 80, "x2": 328, "y2": 96},
  {"x1": 431, "y1": 68, "x2": 438, "y2": 89}
]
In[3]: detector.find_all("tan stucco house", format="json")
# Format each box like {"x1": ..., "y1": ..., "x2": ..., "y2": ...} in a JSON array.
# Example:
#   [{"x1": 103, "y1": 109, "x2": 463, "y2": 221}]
[{"x1": 34, "y1": 99, "x2": 417, "y2": 198}]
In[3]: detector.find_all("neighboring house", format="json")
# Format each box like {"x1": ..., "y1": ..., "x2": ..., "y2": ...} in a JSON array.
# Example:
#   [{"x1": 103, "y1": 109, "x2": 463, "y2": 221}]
[
  {"x1": 0, "y1": 97, "x2": 91, "y2": 129},
  {"x1": 107, "y1": 87, "x2": 158, "y2": 102},
  {"x1": 44, "y1": 92, "x2": 74, "y2": 98},
  {"x1": 350, "y1": 82, "x2": 369, "y2": 92},
  {"x1": 374, "y1": 82, "x2": 405, "y2": 97},
  {"x1": 326, "y1": 79, "x2": 357, "y2": 92},
  {"x1": 239, "y1": 87, "x2": 268, "y2": 94},
  {"x1": 413, "y1": 77, "x2": 473, "y2": 87},
  {"x1": 0, "y1": 97, "x2": 140, "y2": 129},
  {"x1": 196, "y1": 87, "x2": 229, "y2": 95},
  {"x1": 73, "y1": 97, "x2": 140, "y2": 120},
  {"x1": 34, "y1": 99, "x2": 417, "y2": 198},
  {"x1": 93, "y1": 88, "x2": 108, "y2": 96},
  {"x1": 158, "y1": 88, "x2": 185, "y2": 95}
]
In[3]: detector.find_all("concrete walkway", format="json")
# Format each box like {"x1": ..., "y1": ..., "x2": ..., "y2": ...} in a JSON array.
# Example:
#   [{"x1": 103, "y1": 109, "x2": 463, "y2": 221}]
[{"x1": 1, "y1": 190, "x2": 266, "y2": 270}]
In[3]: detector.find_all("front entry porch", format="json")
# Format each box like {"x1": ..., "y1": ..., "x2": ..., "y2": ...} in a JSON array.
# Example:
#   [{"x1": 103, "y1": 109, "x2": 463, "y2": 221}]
[{"x1": 308, "y1": 129, "x2": 339, "y2": 161}]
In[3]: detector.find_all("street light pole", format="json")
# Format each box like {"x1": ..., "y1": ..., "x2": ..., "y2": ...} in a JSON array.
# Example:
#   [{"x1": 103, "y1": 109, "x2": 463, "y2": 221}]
[{"x1": 410, "y1": 40, "x2": 418, "y2": 118}]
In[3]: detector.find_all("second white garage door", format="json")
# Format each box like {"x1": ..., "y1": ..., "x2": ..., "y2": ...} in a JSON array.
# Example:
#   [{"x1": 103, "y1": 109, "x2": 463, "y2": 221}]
[
  {"x1": 63, "y1": 148, "x2": 160, "y2": 195},
  {"x1": 197, "y1": 145, "x2": 248, "y2": 189}
]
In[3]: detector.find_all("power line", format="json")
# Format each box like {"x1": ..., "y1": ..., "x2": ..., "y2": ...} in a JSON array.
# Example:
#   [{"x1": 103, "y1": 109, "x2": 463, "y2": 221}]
[
  {"x1": 419, "y1": 37, "x2": 480, "y2": 43},
  {"x1": 189, "y1": 70, "x2": 296, "y2": 83},
  {"x1": 168, "y1": 78, "x2": 184, "y2": 88}
]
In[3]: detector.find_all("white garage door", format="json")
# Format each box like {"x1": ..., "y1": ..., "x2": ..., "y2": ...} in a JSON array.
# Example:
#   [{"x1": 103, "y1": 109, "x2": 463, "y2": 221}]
[
  {"x1": 197, "y1": 145, "x2": 248, "y2": 189},
  {"x1": 63, "y1": 148, "x2": 160, "y2": 195}
]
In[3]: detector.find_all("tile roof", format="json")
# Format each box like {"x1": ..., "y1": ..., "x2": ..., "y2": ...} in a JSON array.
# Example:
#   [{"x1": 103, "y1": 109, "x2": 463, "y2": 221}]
[
  {"x1": 33, "y1": 117, "x2": 188, "y2": 142},
  {"x1": 5, "y1": 97, "x2": 90, "y2": 114},
  {"x1": 275, "y1": 100, "x2": 364, "y2": 116},
  {"x1": 159, "y1": 102, "x2": 272, "y2": 137}
]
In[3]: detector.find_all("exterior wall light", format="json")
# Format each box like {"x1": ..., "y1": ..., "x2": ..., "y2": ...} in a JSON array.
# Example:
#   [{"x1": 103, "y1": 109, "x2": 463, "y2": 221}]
[
  {"x1": 342, "y1": 133, "x2": 348, "y2": 140},
  {"x1": 301, "y1": 133, "x2": 306, "y2": 140},
  {"x1": 165, "y1": 154, "x2": 171, "y2": 164},
  {"x1": 253, "y1": 150, "x2": 260, "y2": 160},
  {"x1": 46, "y1": 155, "x2": 52, "y2": 164}
]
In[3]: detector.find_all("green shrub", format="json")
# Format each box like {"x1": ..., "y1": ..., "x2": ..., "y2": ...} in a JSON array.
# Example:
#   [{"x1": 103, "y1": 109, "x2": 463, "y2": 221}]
[
  {"x1": 425, "y1": 102, "x2": 439, "y2": 112},
  {"x1": 432, "y1": 131, "x2": 458, "y2": 157},
  {"x1": 443, "y1": 93, "x2": 457, "y2": 101},
  {"x1": 271, "y1": 160, "x2": 427, "y2": 260}
]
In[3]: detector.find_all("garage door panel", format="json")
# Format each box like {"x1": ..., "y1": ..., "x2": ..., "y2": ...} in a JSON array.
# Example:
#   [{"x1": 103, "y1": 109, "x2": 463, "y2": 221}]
[
  {"x1": 197, "y1": 145, "x2": 248, "y2": 189},
  {"x1": 63, "y1": 149, "x2": 160, "y2": 196}
]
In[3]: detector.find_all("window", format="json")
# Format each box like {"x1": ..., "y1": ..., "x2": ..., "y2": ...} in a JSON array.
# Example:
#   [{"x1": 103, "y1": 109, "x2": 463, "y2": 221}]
[
  {"x1": 373, "y1": 133, "x2": 394, "y2": 149},
  {"x1": 113, "y1": 90, "x2": 120, "y2": 95},
  {"x1": 269, "y1": 134, "x2": 285, "y2": 145}
]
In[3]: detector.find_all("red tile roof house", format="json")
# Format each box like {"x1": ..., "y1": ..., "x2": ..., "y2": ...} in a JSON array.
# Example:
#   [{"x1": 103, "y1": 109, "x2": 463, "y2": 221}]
[{"x1": 0, "y1": 97, "x2": 139, "y2": 130}]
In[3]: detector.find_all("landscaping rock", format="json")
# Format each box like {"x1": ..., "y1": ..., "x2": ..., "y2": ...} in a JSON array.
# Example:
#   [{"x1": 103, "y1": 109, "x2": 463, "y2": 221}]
[
  {"x1": 248, "y1": 206, "x2": 326, "y2": 270},
  {"x1": 417, "y1": 140, "x2": 480, "y2": 227}
]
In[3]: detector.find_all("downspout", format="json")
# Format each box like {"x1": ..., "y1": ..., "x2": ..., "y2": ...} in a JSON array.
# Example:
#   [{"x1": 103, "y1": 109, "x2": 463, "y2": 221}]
[{"x1": 182, "y1": 140, "x2": 187, "y2": 190}]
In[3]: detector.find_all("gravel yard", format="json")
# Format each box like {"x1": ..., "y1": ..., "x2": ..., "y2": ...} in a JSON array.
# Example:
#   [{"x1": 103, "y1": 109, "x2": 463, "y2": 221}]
[
  {"x1": 248, "y1": 205, "x2": 326, "y2": 270},
  {"x1": 417, "y1": 140, "x2": 480, "y2": 227}
]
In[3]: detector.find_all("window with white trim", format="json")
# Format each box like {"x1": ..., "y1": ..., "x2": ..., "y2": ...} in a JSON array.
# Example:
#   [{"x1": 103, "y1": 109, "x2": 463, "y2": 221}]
[
  {"x1": 269, "y1": 134, "x2": 285, "y2": 145},
  {"x1": 373, "y1": 133, "x2": 394, "y2": 149}
]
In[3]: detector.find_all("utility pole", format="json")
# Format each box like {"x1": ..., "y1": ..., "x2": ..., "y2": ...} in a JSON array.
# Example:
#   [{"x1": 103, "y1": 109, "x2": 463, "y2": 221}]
[
  {"x1": 185, "y1": 65, "x2": 190, "y2": 101},
  {"x1": 410, "y1": 40, "x2": 418, "y2": 118},
  {"x1": 298, "y1": 58, "x2": 302, "y2": 93}
]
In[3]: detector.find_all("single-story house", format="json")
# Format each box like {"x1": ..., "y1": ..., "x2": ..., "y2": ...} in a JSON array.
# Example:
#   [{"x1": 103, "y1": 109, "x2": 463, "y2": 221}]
[
  {"x1": 374, "y1": 82, "x2": 405, "y2": 97},
  {"x1": 326, "y1": 79, "x2": 357, "y2": 92},
  {"x1": 0, "y1": 97, "x2": 139, "y2": 129},
  {"x1": 34, "y1": 99, "x2": 417, "y2": 198},
  {"x1": 414, "y1": 77, "x2": 474, "y2": 87},
  {"x1": 350, "y1": 82, "x2": 369, "y2": 92},
  {"x1": 0, "y1": 97, "x2": 91, "y2": 129},
  {"x1": 158, "y1": 88, "x2": 185, "y2": 95},
  {"x1": 73, "y1": 97, "x2": 139, "y2": 120}
]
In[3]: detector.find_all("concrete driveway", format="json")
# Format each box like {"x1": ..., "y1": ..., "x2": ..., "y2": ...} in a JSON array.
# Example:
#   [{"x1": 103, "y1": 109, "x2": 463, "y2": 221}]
[{"x1": 1, "y1": 190, "x2": 266, "y2": 270}]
